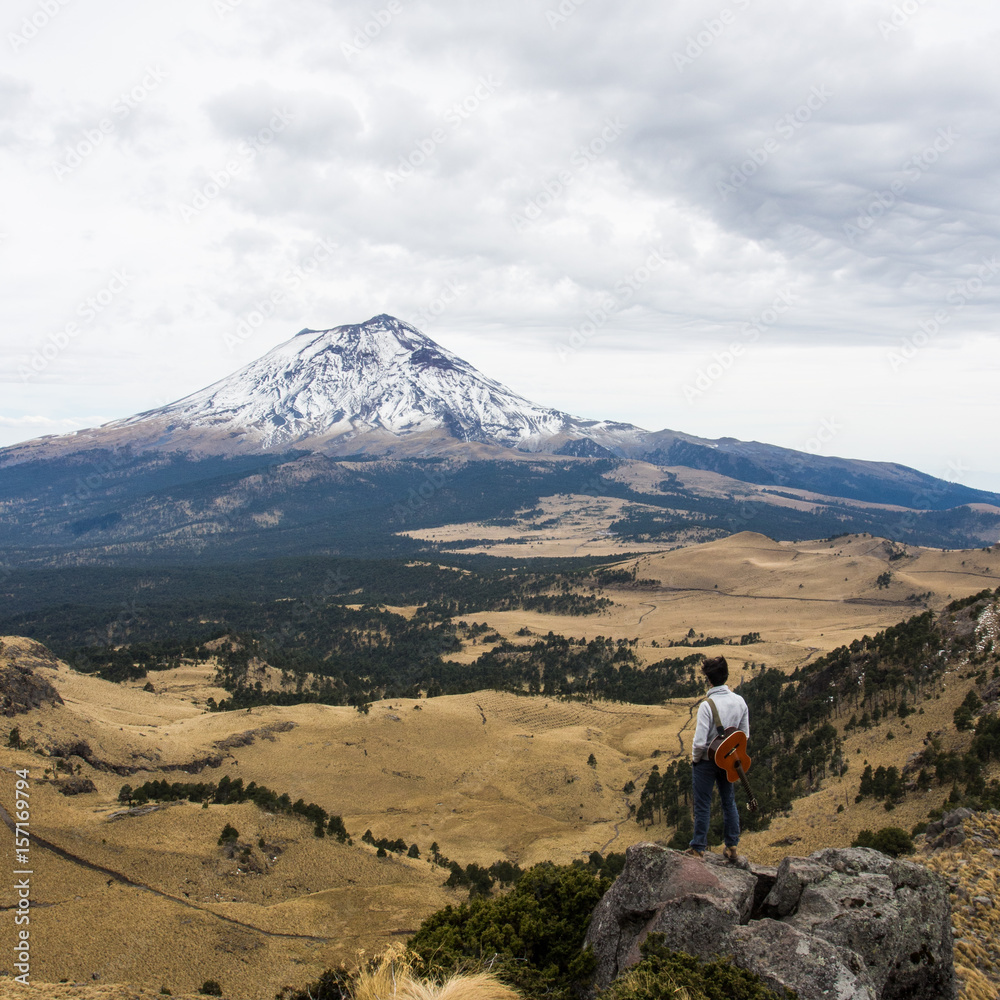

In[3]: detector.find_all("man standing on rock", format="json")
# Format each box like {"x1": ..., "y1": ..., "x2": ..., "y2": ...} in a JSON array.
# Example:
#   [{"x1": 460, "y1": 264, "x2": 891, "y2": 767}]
[{"x1": 686, "y1": 655, "x2": 749, "y2": 860}]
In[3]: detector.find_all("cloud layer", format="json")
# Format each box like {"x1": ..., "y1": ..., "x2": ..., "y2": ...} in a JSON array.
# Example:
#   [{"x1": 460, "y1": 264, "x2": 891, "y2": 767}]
[{"x1": 2, "y1": 0, "x2": 998, "y2": 491}]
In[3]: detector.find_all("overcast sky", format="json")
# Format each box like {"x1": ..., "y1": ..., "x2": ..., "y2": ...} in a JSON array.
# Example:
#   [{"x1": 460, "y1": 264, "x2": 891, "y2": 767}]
[{"x1": 2, "y1": 0, "x2": 998, "y2": 490}]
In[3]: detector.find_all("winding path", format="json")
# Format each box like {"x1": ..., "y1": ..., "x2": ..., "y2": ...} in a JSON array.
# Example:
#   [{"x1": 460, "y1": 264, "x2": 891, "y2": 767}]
[
  {"x1": 598, "y1": 797, "x2": 632, "y2": 854},
  {"x1": 674, "y1": 699, "x2": 699, "y2": 759},
  {"x1": 0, "y1": 798, "x2": 331, "y2": 942}
]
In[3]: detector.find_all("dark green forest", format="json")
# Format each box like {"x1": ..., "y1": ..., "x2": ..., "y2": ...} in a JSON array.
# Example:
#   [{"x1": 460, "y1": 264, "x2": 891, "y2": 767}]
[{"x1": 3, "y1": 448, "x2": 998, "y2": 573}]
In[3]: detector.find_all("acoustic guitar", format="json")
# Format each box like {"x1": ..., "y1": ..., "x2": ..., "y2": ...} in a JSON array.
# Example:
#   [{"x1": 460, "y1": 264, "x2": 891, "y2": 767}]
[{"x1": 708, "y1": 727, "x2": 758, "y2": 812}]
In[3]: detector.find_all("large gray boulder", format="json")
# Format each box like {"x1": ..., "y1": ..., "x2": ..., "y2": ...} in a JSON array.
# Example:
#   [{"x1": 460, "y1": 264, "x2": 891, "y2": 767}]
[
  {"x1": 727, "y1": 919, "x2": 877, "y2": 1000},
  {"x1": 585, "y1": 842, "x2": 756, "y2": 990},
  {"x1": 801, "y1": 848, "x2": 957, "y2": 1000},
  {"x1": 762, "y1": 856, "x2": 835, "y2": 918},
  {"x1": 584, "y1": 842, "x2": 957, "y2": 1000}
]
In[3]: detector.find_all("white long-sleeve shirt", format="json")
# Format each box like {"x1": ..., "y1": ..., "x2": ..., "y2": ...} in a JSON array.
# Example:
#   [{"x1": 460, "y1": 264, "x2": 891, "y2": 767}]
[{"x1": 691, "y1": 684, "x2": 750, "y2": 763}]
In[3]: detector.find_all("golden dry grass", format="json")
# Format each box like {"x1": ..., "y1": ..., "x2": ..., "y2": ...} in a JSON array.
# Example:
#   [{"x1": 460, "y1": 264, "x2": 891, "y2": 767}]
[
  {"x1": 351, "y1": 947, "x2": 522, "y2": 1000},
  {"x1": 400, "y1": 492, "x2": 672, "y2": 557},
  {"x1": 0, "y1": 985, "x2": 207, "y2": 1000},
  {"x1": 921, "y1": 812, "x2": 1000, "y2": 1000}
]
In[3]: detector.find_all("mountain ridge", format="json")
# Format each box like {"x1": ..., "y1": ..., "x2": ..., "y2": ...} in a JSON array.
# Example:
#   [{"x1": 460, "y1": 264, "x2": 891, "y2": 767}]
[
  {"x1": 3, "y1": 313, "x2": 998, "y2": 512},
  {"x1": 1, "y1": 314, "x2": 998, "y2": 563}
]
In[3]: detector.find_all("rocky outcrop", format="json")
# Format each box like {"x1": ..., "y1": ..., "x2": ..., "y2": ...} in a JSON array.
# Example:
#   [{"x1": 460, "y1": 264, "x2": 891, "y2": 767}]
[
  {"x1": 55, "y1": 777, "x2": 97, "y2": 795},
  {"x1": 585, "y1": 847, "x2": 756, "y2": 986},
  {"x1": 924, "y1": 807, "x2": 974, "y2": 850},
  {"x1": 0, "y1": 661, "x2": 64, "y2": 716},
  {"x1": 584, "y1": 842, "x2": 956, "y2": 1000},
  {"x1": 727, "y1": 919, "x2": 877, "y2": 1000},
  {"x1": 49, "y1": 738, "x2": 224, "y2": 776},
  {"x1": 215, "y1": 720, "x2": 296, "y2": 751},
  {"x1": 920, "y1": 808, "x2": 1000, "y2": 1000}
]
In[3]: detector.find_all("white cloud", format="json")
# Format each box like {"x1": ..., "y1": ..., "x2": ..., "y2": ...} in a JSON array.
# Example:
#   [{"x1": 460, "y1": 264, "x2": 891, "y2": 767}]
[{"x1": 0, "y1": 0, "x2": 997, "y2": 491}]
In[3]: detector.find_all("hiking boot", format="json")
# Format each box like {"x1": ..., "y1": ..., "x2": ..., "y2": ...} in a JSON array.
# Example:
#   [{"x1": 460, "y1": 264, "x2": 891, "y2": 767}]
[
  {"x1": 683, "y1": 847, "x2": 705, "y2": 858},
  {"x1": 723, "y1": 845, "x2": 739, "y2": 862}
]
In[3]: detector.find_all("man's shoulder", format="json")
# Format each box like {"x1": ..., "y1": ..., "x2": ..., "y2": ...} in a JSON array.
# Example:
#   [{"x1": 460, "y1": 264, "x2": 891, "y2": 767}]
[{"x1": 716, "y1": 687, "x2": 748, "y2": 710}]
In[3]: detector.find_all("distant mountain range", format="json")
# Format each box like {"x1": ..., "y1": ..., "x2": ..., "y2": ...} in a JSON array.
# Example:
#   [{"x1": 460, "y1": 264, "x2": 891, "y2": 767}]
[{"x1": 1, "y1": 314, "x2": 998, "y2": 564}]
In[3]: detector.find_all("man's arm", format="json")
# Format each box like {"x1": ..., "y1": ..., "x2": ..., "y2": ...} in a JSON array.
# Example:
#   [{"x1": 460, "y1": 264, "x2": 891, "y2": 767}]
[
  {"x1": 738, "y1": 697, "x2": 750, "y2": 740},
  {"x1": 691, "y1": 701, "x2": 711, "y2": 761}
]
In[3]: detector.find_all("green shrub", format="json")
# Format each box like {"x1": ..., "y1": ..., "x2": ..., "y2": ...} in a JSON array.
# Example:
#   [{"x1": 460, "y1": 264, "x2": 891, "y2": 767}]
[
  {"x1": 199, "y1": 981, "x2": 223, "y2": 997},
  {"x1": 954, "y1": 705, "x2": 974, "y2": 731},
  {"x1": 408, "y1": 862, "x2": 611, "y2": 1000},
  {"x1": 217, "y1": 823, "x2": 239, "y2": 845},
  {"x1": 275, "y1": 967, "x2": 352, "y2": 1000},
  {"x1": 851, "y1": 826, "x2": 913, "y2": 857}
]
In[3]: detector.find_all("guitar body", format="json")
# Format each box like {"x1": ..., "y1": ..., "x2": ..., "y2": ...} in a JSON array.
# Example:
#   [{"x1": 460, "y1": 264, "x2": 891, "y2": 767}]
[
  {"x1": 709, "y1": 727, "x2": 758, "y2": 812},
  {"x1": 711, "y1": 728, "x2": 750, "y2": 781}
]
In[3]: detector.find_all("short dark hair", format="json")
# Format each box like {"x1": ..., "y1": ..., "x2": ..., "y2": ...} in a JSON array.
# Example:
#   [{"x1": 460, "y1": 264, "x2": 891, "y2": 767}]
[{"x1": 702, "y1": 656, "x2": 728, "y2": 687}]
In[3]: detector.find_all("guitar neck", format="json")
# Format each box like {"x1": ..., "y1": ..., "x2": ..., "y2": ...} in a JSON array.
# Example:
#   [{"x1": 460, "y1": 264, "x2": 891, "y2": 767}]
[{"x1": 735, "y1": 761, "x2": 758, "y2": 809}]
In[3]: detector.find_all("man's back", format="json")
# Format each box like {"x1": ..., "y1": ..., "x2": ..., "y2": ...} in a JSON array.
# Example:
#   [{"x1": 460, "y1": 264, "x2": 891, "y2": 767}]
[{"x1": 691, "y1": 683, "x2": 749, "y2": 762}]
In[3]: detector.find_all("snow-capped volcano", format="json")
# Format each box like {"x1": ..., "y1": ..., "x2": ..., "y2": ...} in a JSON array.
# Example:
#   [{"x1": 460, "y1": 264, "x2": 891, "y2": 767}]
[
  {"x1": 109, "y1": 314, "x2": 634, "y2": 455},
  {"x1": 3, "y1": 314, "x2": 998, "y2": 549}
]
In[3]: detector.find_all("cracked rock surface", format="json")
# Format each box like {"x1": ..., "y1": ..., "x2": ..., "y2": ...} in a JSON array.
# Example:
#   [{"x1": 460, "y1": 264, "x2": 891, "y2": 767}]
[{"x1": 584, "y1": 841, "x2": 956, "y2": 1000}]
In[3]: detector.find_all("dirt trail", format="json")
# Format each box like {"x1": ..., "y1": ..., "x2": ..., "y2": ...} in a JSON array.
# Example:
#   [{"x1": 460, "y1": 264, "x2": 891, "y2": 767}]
[
  {"x1": 0, "y1": 798, "x2": 330, "y2": 943},
  {"x1": 645, "y1": 584, "x2": 909, "y2": 607},
  {"x1": 598, "y1": 798, "x2": 632, "y2": 854},
  {"x1": 674, "y1": 700, "x2": 699, "y2": 758}
]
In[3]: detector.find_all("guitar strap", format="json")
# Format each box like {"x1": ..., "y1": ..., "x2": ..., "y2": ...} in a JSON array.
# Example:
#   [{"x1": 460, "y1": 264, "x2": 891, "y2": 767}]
[{"x1": 704, "y1": 697, "x2": 726, "y2": 739}]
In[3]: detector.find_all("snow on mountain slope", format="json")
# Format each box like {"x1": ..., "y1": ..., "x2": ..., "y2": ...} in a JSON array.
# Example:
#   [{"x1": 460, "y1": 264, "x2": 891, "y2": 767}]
[
  {"x1": 112, "y1": 314, "x2": 614, "y2": 452},
  {"x1": 3, "y1": 314, "x2": 995, "y2": 519}
]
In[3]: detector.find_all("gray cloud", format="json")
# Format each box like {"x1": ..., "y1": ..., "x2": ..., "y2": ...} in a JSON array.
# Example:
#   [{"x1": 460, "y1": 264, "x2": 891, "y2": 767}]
[{"x1": 0, "y1": 0, "x2": 997, "y2": 488}]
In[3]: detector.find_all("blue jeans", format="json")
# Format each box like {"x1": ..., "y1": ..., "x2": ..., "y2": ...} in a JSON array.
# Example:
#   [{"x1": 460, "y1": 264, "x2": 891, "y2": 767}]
[{"x1": 690, "y1": 759, "x2": 740, "y2": 850}]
